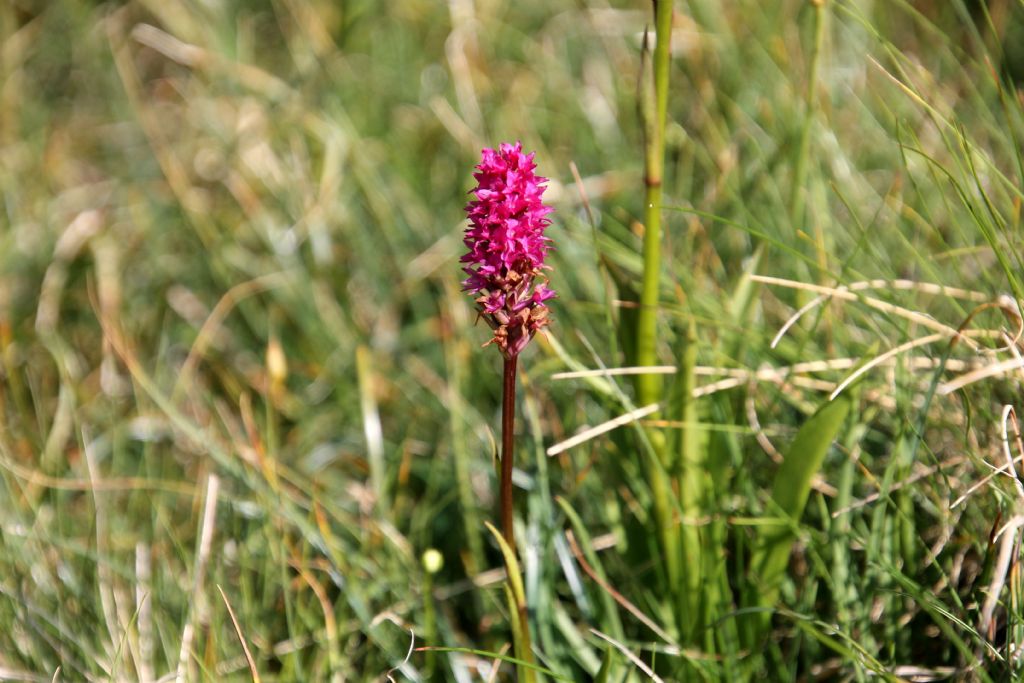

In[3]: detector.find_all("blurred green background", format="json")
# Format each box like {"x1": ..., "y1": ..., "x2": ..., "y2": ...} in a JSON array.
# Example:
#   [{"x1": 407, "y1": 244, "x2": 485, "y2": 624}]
[{"x1": 2, "y1": 0, "x2": 1024, "y2": 680}]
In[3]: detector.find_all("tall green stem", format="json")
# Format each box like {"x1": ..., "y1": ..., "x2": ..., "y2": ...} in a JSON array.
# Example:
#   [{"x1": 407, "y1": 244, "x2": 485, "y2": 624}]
[
  {"x1": 638, "y1": 0, "x2": 684, "y2": 648},
  {"x1": 636, "y1": 0, "x2": 673, "y2": 405}
]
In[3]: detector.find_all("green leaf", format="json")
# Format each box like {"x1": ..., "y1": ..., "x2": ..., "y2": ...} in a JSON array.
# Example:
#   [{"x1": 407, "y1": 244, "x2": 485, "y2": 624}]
[{"x1": 746, "y1": 395, "x2": 851, "y2": 642}]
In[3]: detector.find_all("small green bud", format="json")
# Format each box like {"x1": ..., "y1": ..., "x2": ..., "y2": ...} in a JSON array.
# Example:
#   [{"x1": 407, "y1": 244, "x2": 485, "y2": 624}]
[{"x1": 421, "y1": 548, "x2": 443, "y2": 574}]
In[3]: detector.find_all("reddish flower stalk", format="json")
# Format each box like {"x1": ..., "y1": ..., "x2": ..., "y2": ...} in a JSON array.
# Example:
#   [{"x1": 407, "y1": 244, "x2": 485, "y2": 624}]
[{"x1": 462, "y1": 142, "x2": 554, "y2": 551}]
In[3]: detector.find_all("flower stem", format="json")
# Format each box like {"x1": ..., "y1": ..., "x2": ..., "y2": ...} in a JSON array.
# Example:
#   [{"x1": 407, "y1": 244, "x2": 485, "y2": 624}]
[
  {"x1": 500, "y1": 355, "x2": 518, "y2": 551},
  {"x1": 499, "y1": 356, "x2": 535, "y2": 679}
]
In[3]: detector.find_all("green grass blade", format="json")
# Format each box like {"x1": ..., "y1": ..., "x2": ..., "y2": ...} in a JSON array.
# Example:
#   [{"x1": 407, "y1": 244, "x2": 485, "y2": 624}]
[
  {"x1": 485, "y1": 521, "x2": 537, "y2": 683},
  {"x1": 594, "y1": 645, "x2": 615, "y2": 683}
]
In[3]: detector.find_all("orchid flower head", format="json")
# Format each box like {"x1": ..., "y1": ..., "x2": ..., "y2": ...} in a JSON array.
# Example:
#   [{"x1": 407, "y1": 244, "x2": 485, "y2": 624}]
[{"x1": 462, "y1": 142, "x2": 554, "y2": 358}]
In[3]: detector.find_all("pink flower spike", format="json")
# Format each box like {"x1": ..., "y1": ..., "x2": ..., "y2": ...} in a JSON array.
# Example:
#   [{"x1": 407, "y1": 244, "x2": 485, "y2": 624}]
[{"x1": 461, "y1": 142, "x2": 554, "y2": 358}]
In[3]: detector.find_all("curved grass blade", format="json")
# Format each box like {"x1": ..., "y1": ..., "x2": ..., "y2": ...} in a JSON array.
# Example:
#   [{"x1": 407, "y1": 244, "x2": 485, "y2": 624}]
[{"x1": 485, "y1": 522, "x2": 536, "y2": 682}]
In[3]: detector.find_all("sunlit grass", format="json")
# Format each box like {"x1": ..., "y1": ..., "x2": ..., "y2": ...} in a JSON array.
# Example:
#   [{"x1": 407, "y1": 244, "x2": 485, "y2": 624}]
[{"x1": 1, "y1": 0, "x2": 1023, "y2": 680}]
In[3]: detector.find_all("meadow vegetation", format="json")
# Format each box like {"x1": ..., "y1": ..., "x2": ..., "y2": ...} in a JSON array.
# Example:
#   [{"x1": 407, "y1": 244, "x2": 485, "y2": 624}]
[{"x1": 2, "y1": 0, "x2": 1024, "y2": 680}]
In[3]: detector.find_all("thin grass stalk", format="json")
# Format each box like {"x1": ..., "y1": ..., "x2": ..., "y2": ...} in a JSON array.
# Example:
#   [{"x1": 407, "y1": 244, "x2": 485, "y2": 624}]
[
  {"x1": 356, "y1": 345, "x2": 387, "y2": 517},
  {"x1": 486, "y1": 522, "x2": 536, "y2": 683},
  {"x1": 1011, "y1": 537, "x2": 1024, "y2": 676},
  {"x1": 556, "y1": 498, "x2": 626, "y2": 643},
  {"x1": 788, "y1": 0, "x2": 828, "y2": 232},
  {"x1": 895, "y1": 435, "x2": 918, "y2": 577},
  {"x1": 832, "y1": 419, "x2": 875, "y2": 680},
  {"x1": 443, "y1": 297, "x2": 486, "y2": 583},
  {"x1": 521, "y1": 375, "x2": 560, "y2": 662},
  {"x1": 672, "y1": 318, "x2": 702, "y2": 643},
  {"x1": 420, "y1": 550, "x2": 441, "y2": 679}
]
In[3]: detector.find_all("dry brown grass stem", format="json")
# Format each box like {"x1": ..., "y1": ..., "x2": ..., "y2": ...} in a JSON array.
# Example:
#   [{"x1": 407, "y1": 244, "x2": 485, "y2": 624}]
[
  {"x1": 981, "y1": 514, "x2": 1024, "y2": 640},
  {"x1": 951, "y1": 407, "x2": 1024, "y2": 511},
  {"x1": 565, "y1": 530, "x2": 676, "y2": 644},
  {"x1": 769, "y1": 277, "x2": 990, "y2": 349},
  {"x1": 590, "y1": 629, "x2": 666, "y2": 683},
  {"x1": 383, "y1": 628, "x2": 415, "y2": 683},
  {"x1": 939, "y1": 357, "x2": 1024, "y2": 395},
  {"x1": 135, "y1": 544, "x2": 155, "y2": 683},
  {"x1": 83, "y1": 426, "x2": 122, "y2": 681},
  {"x1": 217, "y1": 586, "x2": 262, "y2": 683},
  {"x1": 175, "y1": 474, "x2": 221, "y2": 683},
  {"x1": 554, "y1": 357, "x2": 978, "y2": 382},
  {"x1": 1001, "y1": 406, "x2": 1024, "y2": 499},
  {"x1": 550, "y1": 353, "x2": 991, "y2": 456},
  {"x1": 0, "y1": 455, "x2": 197, "y2": 495},
  {"x1": 173, "y1": 272, "x2": 292, "y2": 398},
  {"x1": 484, "y1": 644, "x2": 511, "y2": 683},
  {"x1": 293, "y1": 567, "x2": 342, "y2": 683},
  {"x1": 551, "y1": 365, "x2": 677, "y2": 379},
  {"x1": 753, "y1": 274, "x2": 985, "y2": 351},
  {"x1": 833, "y1": 456, "x2": 967, "y2": 518},
  {"x1": 830, "y1": 329, "x2": 1005, "y2": 401},
  {"x1": 546, "y1": 403, "x2": 660, "y2": 456}
]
